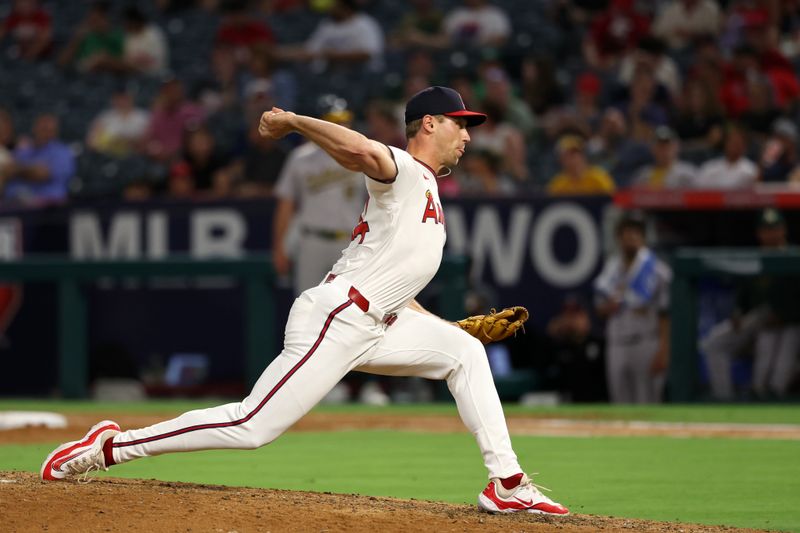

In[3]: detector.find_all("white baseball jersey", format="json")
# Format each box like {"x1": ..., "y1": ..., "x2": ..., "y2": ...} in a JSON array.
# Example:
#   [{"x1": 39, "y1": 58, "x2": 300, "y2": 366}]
[
  {"x1": 274, "y1": 142, "x2": 365, "y2": 232},
  {"x1": 330, "y1": 146, "x2": 447, "y2": 314}
]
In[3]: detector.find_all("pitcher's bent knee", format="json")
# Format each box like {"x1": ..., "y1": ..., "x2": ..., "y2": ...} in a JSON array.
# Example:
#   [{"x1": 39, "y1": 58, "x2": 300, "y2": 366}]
[
  {"x1": 237, "y1": 427, "x2": 276, "y2": 450},
  {"x1": 447, "y1": 330, "x2": 489, "y2": 372}
]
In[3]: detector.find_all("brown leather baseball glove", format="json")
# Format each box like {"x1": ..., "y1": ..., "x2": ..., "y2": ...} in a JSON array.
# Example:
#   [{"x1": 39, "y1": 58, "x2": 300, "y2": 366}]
[{"x1": 455, "y1": 306, "x2": 529, "y2": 344}]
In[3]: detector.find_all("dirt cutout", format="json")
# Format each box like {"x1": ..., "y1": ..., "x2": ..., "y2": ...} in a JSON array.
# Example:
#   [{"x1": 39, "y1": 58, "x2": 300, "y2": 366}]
[
  {"x1": 1, "y1": 411, "x2": 790, "y2": 531},
  {"x1": 0, "y1": 471, "x2": 765, "y2": 533}
]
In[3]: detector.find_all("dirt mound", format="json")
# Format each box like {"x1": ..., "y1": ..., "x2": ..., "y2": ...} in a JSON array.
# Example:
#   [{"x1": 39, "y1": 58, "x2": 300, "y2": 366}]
[{"x1": 0, "y1": 471, "x2": 764, "y2": 532}]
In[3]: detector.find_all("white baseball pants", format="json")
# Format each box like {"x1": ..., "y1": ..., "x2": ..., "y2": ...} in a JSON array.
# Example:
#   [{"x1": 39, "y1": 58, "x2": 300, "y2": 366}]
[
  {"x1": 110, "y1": 275, "x2": 522, "y2": 480},
  {"x1": 606, "y1": 338, "x2": 664, "y2": 403},
  {"x1": 702, "y1": 307, "x2": 799, "y2": 398}
]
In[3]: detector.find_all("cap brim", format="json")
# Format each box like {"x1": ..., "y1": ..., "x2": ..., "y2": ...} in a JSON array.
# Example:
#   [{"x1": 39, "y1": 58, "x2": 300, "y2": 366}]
[{"x1": 444, "y1": 110, "x2": 487, "y2": 127}]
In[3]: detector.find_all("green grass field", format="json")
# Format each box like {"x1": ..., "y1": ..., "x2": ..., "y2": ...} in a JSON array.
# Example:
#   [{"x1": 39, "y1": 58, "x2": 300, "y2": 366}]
[{"x1": 2, "y1": 401, "x2": 799, "y2": 531}]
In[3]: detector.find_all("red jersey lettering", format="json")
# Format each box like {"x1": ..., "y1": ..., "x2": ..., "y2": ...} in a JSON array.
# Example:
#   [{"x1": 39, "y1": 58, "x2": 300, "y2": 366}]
[{"x1": 351, "y1": 197, "x2": 371, "y2": 243}]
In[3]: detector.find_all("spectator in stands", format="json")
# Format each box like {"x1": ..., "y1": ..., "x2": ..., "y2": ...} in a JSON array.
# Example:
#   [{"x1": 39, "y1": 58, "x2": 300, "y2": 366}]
[
  {"x1": 243, "y1": 46, "x2": 296, "y2": 111},
  {"x1": 685, "y1": 33, "x2": 725, "y2": 95},
  {"x1": 0, "y1": 108, "x2": 16, "y2": 152},
  {"x1": 617, "y1": 36, "x2": 681, "y2": 98},
  {"x1": 520, "y1": 55, "x2": 565, "y2": 118},
  {"x1": 594, "y1": 211, "x2": 672, "y2": 404},
  {"x1": 739, "y1": 10, "x2": 794, "y2": 75},
  {"x1": 778, "y1": 1, "x2": 800, "y2": 59},
  {"x1": 195, "y1": 45, "x2": 240, "y2": 116},
  {"x1": 651, "y1": 0, "x2": 721, "y2": 51},
  {"x1": 480, "y1": 65, "x2": 537, "y2": 139},
  {"x1": 0, "y1": 0, "x2": 53, "y2": 61},
  {"x1": 443, "y1": 0, "x2": 511, "y2": 48},
  {"x1": 543, "y1": 72, "x2": 603, "y2": 141},
  {"x1": 121, "y1": 7, "x2": 169, "y2": 76},
  {"x1": 456, "y1": 149, "x2": 516, "y2": 196},
  {"x1": 721, "y1": 42, "x2": 800, "y2": 118},
  {"x1": 390, "y1": 0, "x2": 448, "y2": 50},
  {"x1": 583, "y1": 0, "x2": 650, "y2": 71},
  {"x1": 276, "y1": 0, "x2": 385, "y2": 74},
  {"x1": 448, "y1": 73, "x2": 479, "y2": 110},
  {"x1": 229, "y1": 121, "x2": 288, "y2": 198},
  {"x1": 0, "y1": 110, "x2": 14, "y2": 181},
  {"x1": 719, "y1": 44, "x2": 760, "y2": 118},
  {"x1": 403, "y1": 50, "x2": 447, "y2": 88},
  {"x1": 741, "y1": 17, "x2": 800, "y2": 111},
  {"x1": 86, "y1": 87, "x2": 150, "y2": 158},
  {"x1": 143, "y1": 77, "x2": 205, "y2": 162},
  {"x1": 168, "y1": 125, "x2": 233, "y2": 197},
  {"x1": 547, "y1": 134, "x2": 616, "y2": 195},
  {"x1": 58, "y1": 1, "x2": 124, "y2": 73},
  {"x1": 215, "y1": 0, "x2": 274, "y2": 68},
  {"x1": 469, "y1": 102, "x2": 528, "y2": 183},
  {"x1": 718, "y1": 1, "x2": 769, "y2": 54},
  {"x1": 738, "y1": 74, "x2": 780, "y2": 142},
  {"x1": 671, "y1": 77, "x2": 724, "y2": 152},
  {"x1": 761, "y1": 118, "x2": 799, "y2": 183},
  {"x1": 1, "y1": 114, "x2": 74, "y2": 203},
  {"x1": 587, "y1": 108, "x2": 652, "y2": 188},
  {"x1": 694, "y1": 123, "x2": 758, "y2": 189},
  {"x1": 631, "y1": 126, "x2": 697, "y2": 189},
  {"x1": 241, "y1": 78, "x2": 273, "y2": 132},
  {"x1": 703, "y1": 208, "x2": 800, "y2": 400},
  {"x1": 364, "y1": 100, "x2": 405, "y2": 148},
  {"x1": 613, "y1": 65, "x2": 671, "y2": 138}
]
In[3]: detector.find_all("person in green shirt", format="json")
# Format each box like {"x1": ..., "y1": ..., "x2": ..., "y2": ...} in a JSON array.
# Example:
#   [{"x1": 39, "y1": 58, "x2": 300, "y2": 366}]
[{"x1": 58, "y1": 1, "x2": 123, "y2": 73}]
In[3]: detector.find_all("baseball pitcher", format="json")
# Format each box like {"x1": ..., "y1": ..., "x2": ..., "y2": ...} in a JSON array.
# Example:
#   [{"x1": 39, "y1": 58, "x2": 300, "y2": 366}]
[{"x1": 41, "y1": 87, "x2": 568, "y2": 516}]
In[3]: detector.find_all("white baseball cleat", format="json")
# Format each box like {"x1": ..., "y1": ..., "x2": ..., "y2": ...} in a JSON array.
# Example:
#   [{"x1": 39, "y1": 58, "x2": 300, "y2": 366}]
[
  {"x1": 478, "y1": 473, "x2": 569, "y2": 515},
  {"x1": 40, "y1": 420, "x2": 120, "y2": 481}
]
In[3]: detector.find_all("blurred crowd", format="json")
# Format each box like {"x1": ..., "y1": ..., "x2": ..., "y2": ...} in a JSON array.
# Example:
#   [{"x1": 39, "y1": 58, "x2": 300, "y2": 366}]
[{"x1": 2, "y1": 0, "x2": 800, "y2": 205}]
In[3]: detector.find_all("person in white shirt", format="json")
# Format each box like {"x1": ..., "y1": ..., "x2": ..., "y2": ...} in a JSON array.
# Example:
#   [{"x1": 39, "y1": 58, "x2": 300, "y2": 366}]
[
  {"x1": 443, "y1": 0, "x2": 511, "y2": 48},
  {"x1": 652, "y1": 0, "x2": 721, "y2": 51},
  {"x1": 86, "y1": 87, "x2": 150, "y2": 158},
  {"x1": 694, "y1": 124, "x2": 758, "y2": 189},
  {"x1": 42, "y1": 86, "x2": 569, "y2": 517},
  {"x1": 278, "y1": 0, "x2": 384, "y2": 73},
  {"x1": 122, "y1": 7, "x2": 168, "y2": 76},
  {"x1": 632, "y1": 126, "x2": 698, "y2": 189}
]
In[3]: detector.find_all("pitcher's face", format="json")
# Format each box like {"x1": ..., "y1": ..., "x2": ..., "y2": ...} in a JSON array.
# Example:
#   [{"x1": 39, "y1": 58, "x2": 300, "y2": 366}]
[{"x1": 435, "y1": 116, "x2": 470, "y2": 167}]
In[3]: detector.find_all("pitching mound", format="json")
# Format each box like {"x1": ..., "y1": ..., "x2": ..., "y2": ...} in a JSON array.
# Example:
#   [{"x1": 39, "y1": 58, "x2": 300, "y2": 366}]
[{"x1": 1, "y1": 471, "x2": 761, "y2": 532}]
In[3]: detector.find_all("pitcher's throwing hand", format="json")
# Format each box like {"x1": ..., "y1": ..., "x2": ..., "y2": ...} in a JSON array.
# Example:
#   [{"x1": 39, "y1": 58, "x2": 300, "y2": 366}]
[{"x1": 259, "y1": 107, "x2": 296, "y2": 139}]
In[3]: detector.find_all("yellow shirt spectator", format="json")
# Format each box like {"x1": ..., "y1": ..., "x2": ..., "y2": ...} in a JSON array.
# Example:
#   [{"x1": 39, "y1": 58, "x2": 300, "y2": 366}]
[{"x1": 547, "y1": 166, "x2": 616, "y2": 195}]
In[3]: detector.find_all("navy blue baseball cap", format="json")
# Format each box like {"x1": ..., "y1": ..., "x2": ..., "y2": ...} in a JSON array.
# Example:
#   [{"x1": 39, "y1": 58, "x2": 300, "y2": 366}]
[{"x1": 405, "y1": 86, "x2": 487, "y2": 127}]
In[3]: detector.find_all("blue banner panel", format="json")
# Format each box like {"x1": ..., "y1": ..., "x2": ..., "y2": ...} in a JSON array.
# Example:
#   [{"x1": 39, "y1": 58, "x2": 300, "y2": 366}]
[{"x1": 0, "y1": 196, "x2": 609, "y2": 395}]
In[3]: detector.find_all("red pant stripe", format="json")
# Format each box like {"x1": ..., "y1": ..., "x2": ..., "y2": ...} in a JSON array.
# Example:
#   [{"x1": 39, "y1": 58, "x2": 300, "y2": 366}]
[{"x1": 113, "y1": 299, "x2": 354, "y2": 449}]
